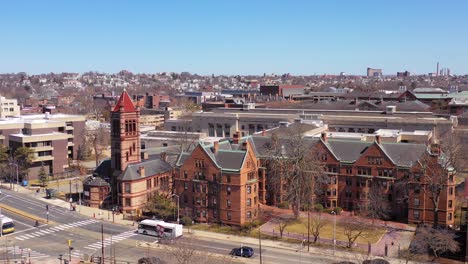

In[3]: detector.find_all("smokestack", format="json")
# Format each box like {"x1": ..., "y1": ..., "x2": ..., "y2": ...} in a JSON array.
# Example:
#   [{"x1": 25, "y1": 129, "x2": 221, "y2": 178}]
[
  {"x1": 160, "y1": 152, "x2": 167, "y2": 162},
  {"x1": 375, "y1": 135, "x2": 382, "y2": 144},
  {"x1": 138, "y1": 166, "x2": 145, "y2": 177},
  {"x1": 213, "y1": 141, "x2": 219, "y2": 153},
  {"x1": 436, "y1": 62, "x2": 439, "y2": 76},
  {"x1": 321, "y1": 132, "x2": 328, "y2": 142}
]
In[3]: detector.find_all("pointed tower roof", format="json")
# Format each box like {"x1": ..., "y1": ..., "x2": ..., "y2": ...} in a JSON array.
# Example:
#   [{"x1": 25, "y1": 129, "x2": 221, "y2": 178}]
[{"x1": 112, "y1": 89, "x2": 136, "y2": 112}]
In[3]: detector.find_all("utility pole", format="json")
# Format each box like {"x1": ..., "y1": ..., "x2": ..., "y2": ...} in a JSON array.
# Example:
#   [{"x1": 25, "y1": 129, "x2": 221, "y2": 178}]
[
  {"x1": 101, "y1": 223, "x2": 104, "y2": 264},
  {"x1": 258, "y1": 225, "x2": 263, "y2": 264},
  {"x1": 307, "y1": 204, "x2": 310, "y2": 252}
]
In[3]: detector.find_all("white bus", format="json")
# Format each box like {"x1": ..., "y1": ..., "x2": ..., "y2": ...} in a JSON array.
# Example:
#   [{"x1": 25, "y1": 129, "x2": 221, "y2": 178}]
[
  {"x1": 137, "y1": 219, "x2": 183, "y2": 238},
  {"x1": 0, "y1": 215, "x2": 15, "y2": 235}
]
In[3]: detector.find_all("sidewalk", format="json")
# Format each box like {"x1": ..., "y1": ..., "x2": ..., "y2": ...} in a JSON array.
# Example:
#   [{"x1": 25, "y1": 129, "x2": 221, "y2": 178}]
[{"x1": 14, "y1": 183, "x2": 136, "y2": 227}]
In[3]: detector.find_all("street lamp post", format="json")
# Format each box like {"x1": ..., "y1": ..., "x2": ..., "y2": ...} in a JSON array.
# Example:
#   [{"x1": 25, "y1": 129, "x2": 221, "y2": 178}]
[
  {"x1": 172, "y1": 194, "x2": 180, "y2": 224},
  {"x1": 331, "y1": 210, "x2": 337, "y2": 256},
  {"x1": 8, "y1": 163, "x2": 18, "y2": 192}
]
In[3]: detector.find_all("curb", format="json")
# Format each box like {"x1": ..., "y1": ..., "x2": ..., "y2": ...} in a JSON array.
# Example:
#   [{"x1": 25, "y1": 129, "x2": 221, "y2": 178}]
[{"x1": 0, "y1": 204, "x2": 54, "y2": 224}]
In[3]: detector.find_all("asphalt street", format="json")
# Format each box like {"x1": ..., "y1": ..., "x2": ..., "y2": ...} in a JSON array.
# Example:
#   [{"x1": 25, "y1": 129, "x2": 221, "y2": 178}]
[{"x1": 0, "y1": 189, "x2": 346, "y2": 263}]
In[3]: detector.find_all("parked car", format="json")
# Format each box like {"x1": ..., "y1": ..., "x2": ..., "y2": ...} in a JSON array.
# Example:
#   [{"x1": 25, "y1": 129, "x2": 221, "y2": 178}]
[{"x1": 230, "y1": 246, "x2": 254, "y2": 258}]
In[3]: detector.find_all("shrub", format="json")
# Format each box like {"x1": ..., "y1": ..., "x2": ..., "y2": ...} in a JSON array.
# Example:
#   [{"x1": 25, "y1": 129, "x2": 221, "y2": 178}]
[
  {"x1": 181, "y1": 216, "x2": 193, "y2": 226},
  {"x1": 314, "y1": 204, "x2": 324, "y2": 213},
  {"x1": 334, "y1": 207, "x2": 343, "y2": 215},
  {"x1": 278, "y1": 201, "x2": 289, "y2": 209}
]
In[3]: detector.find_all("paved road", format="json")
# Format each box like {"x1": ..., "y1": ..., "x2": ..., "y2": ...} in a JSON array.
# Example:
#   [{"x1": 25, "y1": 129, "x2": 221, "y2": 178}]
[{"x1": 0, "y1": 189, "x2": 354, "y2": 263}]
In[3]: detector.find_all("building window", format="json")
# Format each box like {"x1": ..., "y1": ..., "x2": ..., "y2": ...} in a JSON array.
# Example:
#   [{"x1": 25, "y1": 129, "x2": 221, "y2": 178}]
[
  {"x1": 183, "y1": 195, "x2": 188, "y2": 204},
  {"x1": 345, "y1": 167, "x2": 353, "y2": 174},
  {"x1": 449, "y1": 187, "x2": 453, "y2": 195},
  {"x1": 227, "y1": 186, "x2": 231, "y2": 195},
  {"x1": 213, "y1": 198, "x2": 217, "y2": 205},
  {"x1": 247, "y1": 186, "x2": 251, "y2": 194},
  {"x1": 254, "y1": 196, "x2": 257, "y2": 204},
  {"x1": 414, "y1": 210, "x2": 420, "y2": 220},
  {"x1": 414, "y1": 186, "x2": 420, "y2": 194},
  {"x1": 226, "y1": 175, "x2": 231, "y2": 183},
  {"x1": 414, "y1": 198, "x2": 420, "y2": 207},
  {"x1": 345, "y1": 189, "x2": 352, "y2": 198},
  {"x1": 247, "y1": 198, "x2": 251, "y2": 207},
  {"x1": 448, "y1": 200, "x2": 453, "y2": 208},
  {"x1": 247, "y1": 211, "x2": 252, "y2": 218},
  {"x1": 125, "y1": 183, "x2": 131, "y2": 193},
  {"x1": 125, "y1": 198, "x2": 131, "y2": 207},
  {"x1": 146, "y1": 179, "x2": 152, "y2": 189},
  {"x1": 184, "y1": 182, "x2": 188, "y2": 190},
  {"x1": 184, "y1": 171, "x2": 188, "y2": 179},
  {"x1": 213, "y1": 210, "x2": 218, "y2": 218},
  {"x1": 227, "y1": 212, "x2": 231, "y2": 220},
  {"x1": 448, "y1": 213, "x2": 453, "y2": 221},
  {"x1": 227, "y1": 199, "x2": 231, "y2": 208},
  {"x1": 346, "y1": 178, "x2": 352, "y2": 186}
]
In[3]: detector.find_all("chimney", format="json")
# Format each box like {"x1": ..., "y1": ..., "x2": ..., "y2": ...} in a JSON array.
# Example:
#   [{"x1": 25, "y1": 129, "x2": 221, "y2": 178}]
[
  {"x1": 213, "y1": 141, "x2": 219, "y2": 153},
  {"x1": 138, "y1": 166, "x2": 145, "y2": 177},
  {"x1": 321, "y1": 132, "x2": 328, "y2": 142},
  {"x1": 160, "y1": 152, "x2": 167, "y2": 162},
  {"x1": 242, "y1": 141, "x2": 248, "y2": 150},
  {"x1": 141, "y1": 152, "x2": 149, "y2": 160},
  {"x1": 375, "y1": 135, "x2": 382, "y2": 144},
  {"x1": 233, "y1": 131, "x2": 240, "y2": 144},
  {"x1": 430, "y1": 143, "x2": 441, "y2": 156}
]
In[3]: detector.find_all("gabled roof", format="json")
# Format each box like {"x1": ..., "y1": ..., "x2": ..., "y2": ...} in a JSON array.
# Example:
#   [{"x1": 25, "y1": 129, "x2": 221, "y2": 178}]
[
  {"x1": 249, "y1": 135, "x2": 428, "y2": 168},
  {"x1": 112, "y1": 90, "x2": 136, "y2": 112},
  {"x1": 326, "y1": 140, "x2": 373, "y2": 163},
  {"x1": 118, "y1": 159, "x2": 172, "y2": 181},
  {"x1": 176, "y1": 141, "x2": 248, "y2": 172}
]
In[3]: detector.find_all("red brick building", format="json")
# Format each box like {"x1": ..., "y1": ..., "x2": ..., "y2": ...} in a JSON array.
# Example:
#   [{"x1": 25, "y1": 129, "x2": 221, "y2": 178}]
[
  {"x1": 248, "y1": 133, "x2": 456, "y2": 227},
  {"x1": 94, "y1": 90, "x2": 173, "y2": 217},
  {"x1": 174, "y1": 133, "x2": 260, "y2": 226}
]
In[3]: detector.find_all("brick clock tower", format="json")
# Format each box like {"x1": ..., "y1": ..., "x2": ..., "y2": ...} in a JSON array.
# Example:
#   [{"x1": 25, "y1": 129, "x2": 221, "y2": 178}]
[{"x1": 110, "y1": 89, "x2": 141, "y2": 204}]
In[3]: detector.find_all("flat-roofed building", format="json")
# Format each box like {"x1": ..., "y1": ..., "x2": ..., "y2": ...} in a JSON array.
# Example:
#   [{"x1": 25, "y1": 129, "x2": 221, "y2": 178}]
[{"x1": 0, "y1": 113, "x2": 85, "y2": 179}]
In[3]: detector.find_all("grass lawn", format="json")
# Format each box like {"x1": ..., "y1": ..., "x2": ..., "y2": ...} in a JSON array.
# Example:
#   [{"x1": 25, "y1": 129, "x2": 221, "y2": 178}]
[{"x1": 278, "y1": 217, "x2": 387, "y2": 244}]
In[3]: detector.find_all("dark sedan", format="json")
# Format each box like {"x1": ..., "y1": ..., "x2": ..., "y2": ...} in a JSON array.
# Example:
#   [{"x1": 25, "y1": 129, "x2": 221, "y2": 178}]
[{"x1": 230, "y1": 246, "x2": 254, "y2": 258}]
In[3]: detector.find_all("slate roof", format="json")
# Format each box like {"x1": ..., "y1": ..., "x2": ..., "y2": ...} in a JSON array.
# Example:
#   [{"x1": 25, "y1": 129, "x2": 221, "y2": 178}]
[
  {"x1": 249, "y1": 135, "x2": 428, "y2": 168},
  {"x1": 112, "y1": 90, "x2": 136, "y2": 112},
  {"x1": 93, "y1": 159, "x2": 112, "y2": 178},
  {"x1": 380, "y1": 142, "x2": 427, "y2": 167},
  {"x1": 326, "y1": 140, "x2": 373, "y2": 163},
  {"x1": 119, "y1": 159, "x2": 172, "y2": 181},
  {"x1": 83, "y1": 176, "x2": 110, "y2": 187},
  {"x1": 176, "y1": 141, "x2": 248, "y2": 172}
]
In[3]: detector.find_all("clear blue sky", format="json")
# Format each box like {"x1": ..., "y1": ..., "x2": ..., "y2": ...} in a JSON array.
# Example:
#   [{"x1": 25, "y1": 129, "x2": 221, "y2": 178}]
[{"x1": 1, "y1": 0, "x2": 467, "y2": 75}]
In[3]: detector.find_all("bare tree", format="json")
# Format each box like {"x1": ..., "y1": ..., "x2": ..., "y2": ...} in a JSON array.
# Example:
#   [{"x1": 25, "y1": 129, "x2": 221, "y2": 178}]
[
  {"x1": 360, "y1": 181, "x2": 391, "y2": 226},
  {"x1": 341, "y1": 217, "x2": 368, "y2": 248},
  {"x1": 411, "y1": 226, "x2": 459, "y2": 260},
  {"x1": 264, "y1": 124, "x2": 327, "y2": 218},
  {"x1": 87, "y1": 126, "x2": 110, "y2": 167},
  {"x1": 305, "y1": 213, "x2": 326, "y2": 243},
  {"x1": 163, "y1": 236, "x2": 237, "y2": 264},
  {"x1": 412, "y1": 134, "x2": 461, "y2": 228},
  {"x1": 274, "y1": 215, "x2": 294, "y2": 238}
]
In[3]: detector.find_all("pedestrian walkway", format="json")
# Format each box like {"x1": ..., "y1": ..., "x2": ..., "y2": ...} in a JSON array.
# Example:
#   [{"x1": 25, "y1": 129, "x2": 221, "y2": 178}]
[
  {"x1": 0, "y1": 246, "x2": 49, "y2": 260},
  {"x1": 15, "y1": 219, "x2": 99, "y2": 241},
  {"x1": 84, "y1": 230, "x2": 137, "y2": 251}
]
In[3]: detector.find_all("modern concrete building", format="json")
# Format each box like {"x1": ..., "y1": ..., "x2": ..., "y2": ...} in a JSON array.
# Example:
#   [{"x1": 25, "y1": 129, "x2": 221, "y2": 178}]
[
  {"x1": 0, "y1": 95, "x2": 20, "y2": 118},
  {"x1": 0, "y1": 113, "x2": 85, "y2": 179}
]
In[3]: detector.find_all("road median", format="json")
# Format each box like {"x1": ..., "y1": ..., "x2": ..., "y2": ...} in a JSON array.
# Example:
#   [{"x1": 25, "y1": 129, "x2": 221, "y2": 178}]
[{"x1": 0, "y1": 204, "x2": 53, "y2": 224}]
